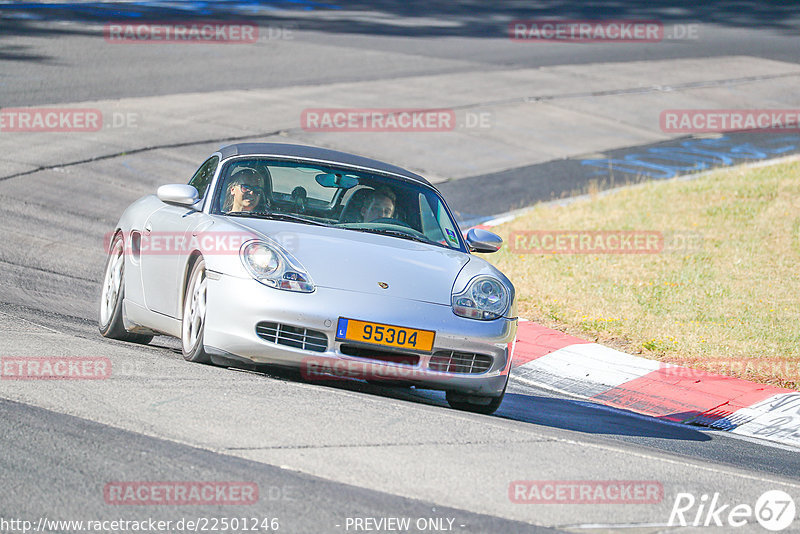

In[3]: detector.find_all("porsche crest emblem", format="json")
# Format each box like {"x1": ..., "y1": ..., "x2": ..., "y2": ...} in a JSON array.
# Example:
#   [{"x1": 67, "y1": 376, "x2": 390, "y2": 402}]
[{"x1": 378, "y1": 282, "x2": 389, "y2": 289}]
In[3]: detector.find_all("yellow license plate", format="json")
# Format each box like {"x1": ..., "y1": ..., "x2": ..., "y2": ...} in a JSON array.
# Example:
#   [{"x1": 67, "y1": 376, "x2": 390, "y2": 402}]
[{"x1": 336, "y1": 318, "x2": 435, "y2": 352}]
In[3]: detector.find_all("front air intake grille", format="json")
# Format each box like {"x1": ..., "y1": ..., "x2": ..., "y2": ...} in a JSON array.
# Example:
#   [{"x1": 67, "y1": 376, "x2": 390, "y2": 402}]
[
  {"x1": 339, "y1": 345, "x2": 420, "y2": 366},
  {"x1": 428, "y1": 351, "x2": 492, "y2": 374},
  {"x1": 256, "y1": 322, "x2": 328, "y2": 353}
]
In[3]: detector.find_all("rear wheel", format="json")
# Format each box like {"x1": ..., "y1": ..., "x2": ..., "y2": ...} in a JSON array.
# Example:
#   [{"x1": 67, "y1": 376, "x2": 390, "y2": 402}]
[
  {"x1": 99, "y1": 233, "x2": 153, "y2": 344},
  {"x1": 182, "y1": 257, "x2": 211, "y2": 363}
]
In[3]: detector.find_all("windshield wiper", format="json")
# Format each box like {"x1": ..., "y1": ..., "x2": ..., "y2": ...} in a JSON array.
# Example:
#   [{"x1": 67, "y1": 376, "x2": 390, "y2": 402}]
[
  {"x1": 351, "y1": 227, "x2": 434, "y2": 245},
  {"x1": 224, "y1": 211, "x2": 330, "y2": 227}
]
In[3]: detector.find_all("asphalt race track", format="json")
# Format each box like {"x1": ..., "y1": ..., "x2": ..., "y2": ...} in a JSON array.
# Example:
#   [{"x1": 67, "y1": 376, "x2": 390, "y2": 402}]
[{"x1": 1, "y1": 2, "x2": 799, "y2": 533}]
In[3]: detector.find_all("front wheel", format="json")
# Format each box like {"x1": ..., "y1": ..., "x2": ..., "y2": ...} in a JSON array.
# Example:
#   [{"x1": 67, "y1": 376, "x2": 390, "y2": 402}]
[
  {"x1": 446, "y1": 375, "x2": 509, "y2": 415},
  {"x1": 98, "y1": 233, "x2": 153, "y2": 344},
  {"x1": 182, "y1": 257, "x2": 211, "y2": 363}
]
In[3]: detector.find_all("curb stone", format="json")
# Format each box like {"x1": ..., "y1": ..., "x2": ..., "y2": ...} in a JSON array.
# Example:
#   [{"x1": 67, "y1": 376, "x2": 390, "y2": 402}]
[
  {"x1": 511, "y1": 319, "x2": 799, "y2": 448},
  {"x1": 465, "y1": 156, "x2": 800, "y2": 448}
]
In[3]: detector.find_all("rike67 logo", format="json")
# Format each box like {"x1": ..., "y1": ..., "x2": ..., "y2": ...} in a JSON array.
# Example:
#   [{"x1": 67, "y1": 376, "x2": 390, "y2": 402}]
[{"x1": 669, "y1": 490, "x2": 796, "y2": 531}]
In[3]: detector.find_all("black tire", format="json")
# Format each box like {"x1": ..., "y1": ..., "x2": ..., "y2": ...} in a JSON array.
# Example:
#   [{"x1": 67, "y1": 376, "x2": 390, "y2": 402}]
[
  {"x1": 98, "y1": 233, "x2": 153, "y2": 344},
  {"x1": 445, "y1": 374, "x2": 509, "y2": 415},
  {"x1": 181, "y1": 257, "x2": 211, "y2": 363}
]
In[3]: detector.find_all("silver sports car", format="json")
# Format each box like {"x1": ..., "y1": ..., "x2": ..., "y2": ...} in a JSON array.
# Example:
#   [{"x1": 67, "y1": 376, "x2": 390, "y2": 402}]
[{"x1": 99, "y1": 143, "x2": 517, "y2": 414}]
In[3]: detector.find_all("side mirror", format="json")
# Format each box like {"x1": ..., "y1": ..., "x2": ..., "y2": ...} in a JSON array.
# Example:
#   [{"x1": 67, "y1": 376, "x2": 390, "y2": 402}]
[
  {"x1": 157, "y1": 184, "x2": 200, "y2": 208},
  {"x1": 465, "y1": 228, "x2": 503, "y2": 253}
]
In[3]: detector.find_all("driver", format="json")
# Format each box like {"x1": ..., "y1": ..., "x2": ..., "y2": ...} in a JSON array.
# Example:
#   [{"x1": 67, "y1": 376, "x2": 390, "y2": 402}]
[
  {"x1": 360, "y1": 186, "x2": 396, "y2": 222},
  {"x1": 222, "y1": 168, "x2": 267, "y2": 213}
]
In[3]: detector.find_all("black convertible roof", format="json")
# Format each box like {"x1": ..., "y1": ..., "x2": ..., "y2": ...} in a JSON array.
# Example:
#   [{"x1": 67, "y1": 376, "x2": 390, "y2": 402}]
[{"x1": 218, "y1": 143, "x2": 432, "y2": 186}]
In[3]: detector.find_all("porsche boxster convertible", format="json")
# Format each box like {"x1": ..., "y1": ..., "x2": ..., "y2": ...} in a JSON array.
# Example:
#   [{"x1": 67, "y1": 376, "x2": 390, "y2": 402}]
[{"x1": 99, "y1": 143, "x2": 517, "y2": 414}]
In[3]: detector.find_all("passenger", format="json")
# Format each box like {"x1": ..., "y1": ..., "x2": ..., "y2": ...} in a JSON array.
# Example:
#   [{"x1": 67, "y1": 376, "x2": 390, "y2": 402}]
[
  {"x1": 360, "y1": 186, "x2": 396, "y2": 222},
  {"x1": 222, "y1": 169, "x2": 267, "y2": 213}
]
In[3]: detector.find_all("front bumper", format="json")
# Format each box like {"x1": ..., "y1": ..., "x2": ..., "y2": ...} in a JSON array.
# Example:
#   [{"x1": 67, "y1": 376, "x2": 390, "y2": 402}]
[{"x1": 203, "y1": 273, "x2": 517, "y2": 396}]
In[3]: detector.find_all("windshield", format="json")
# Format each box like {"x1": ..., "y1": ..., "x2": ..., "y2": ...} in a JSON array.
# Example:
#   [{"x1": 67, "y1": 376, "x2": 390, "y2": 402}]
[{"x1": 210, "y1": 157, "x2": 465, "y2": 251}]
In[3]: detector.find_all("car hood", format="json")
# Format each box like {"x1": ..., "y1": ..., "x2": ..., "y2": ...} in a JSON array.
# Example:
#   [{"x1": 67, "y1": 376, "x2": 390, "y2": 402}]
[{"x1": 227, "y1": 218, "x2": 470, "y2": 305}]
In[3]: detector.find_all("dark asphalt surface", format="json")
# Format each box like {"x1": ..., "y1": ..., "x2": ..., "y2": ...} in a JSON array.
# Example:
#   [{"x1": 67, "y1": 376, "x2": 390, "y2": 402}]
[
  {"x1": 7, "y1": 302, "x2": 800, "y2": 482},
  {"x1": 1, "y1": 1, "x2": 799, "y2": 106},
  {"x1": 1, "y1": 2, "x2": 800, "y2": 532},
  {"x1": 440, "y1": 130, "x2": 800, "y2": 224},
  {"x1": 0, "y1": 397, "x2": 551, "y2": 534}
]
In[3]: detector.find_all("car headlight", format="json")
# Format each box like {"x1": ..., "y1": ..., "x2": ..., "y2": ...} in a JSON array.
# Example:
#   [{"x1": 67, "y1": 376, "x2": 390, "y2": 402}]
[
  {"x1": 241, "y1": 240, "x2": 314, "y2": 293},
  {"x1": 452, "y1": 276, "x2": 509, "y2": 320}
]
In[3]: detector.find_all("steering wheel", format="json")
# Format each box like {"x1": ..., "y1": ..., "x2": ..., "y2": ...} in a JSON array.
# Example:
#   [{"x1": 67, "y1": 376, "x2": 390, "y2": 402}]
[
  {"x1": 368, "y1": 219, "x2": 432, "y2": 242},
  {"x1": 370, "y1": 217, "x2": 412, "y2": 228}
]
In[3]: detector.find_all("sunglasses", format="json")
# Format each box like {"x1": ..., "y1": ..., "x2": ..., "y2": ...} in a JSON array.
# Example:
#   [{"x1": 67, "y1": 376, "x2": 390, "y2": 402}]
[{"x1": 238, "y1": 183, "x2": 261, "y2": 195}]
